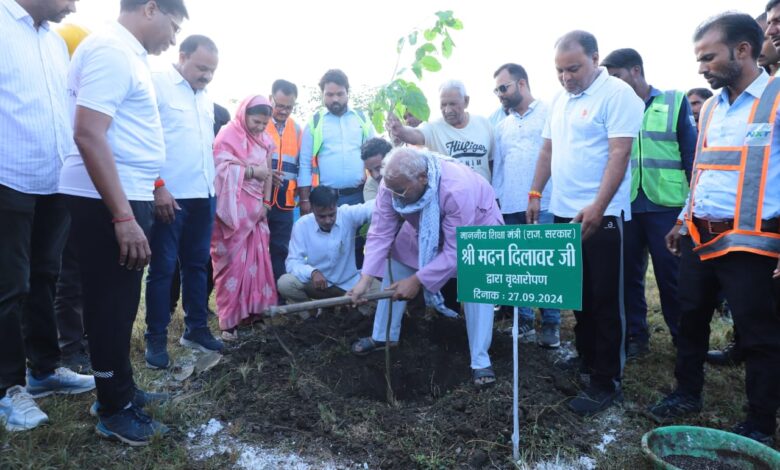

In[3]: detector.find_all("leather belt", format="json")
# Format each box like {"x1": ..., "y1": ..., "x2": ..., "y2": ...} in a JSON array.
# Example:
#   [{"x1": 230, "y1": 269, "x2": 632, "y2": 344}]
[
  {"x1": 335, "y1": 185, "x2": 364, "y2": 196},
  {"x1": 693, "y1": 217, "x2": 780, "y2": 235}
]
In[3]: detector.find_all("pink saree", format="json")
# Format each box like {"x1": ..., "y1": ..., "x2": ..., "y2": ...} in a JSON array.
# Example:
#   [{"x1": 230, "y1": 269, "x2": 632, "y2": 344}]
[{"x1": 211, "y1": 96, "x2": 278, "y2": 330}]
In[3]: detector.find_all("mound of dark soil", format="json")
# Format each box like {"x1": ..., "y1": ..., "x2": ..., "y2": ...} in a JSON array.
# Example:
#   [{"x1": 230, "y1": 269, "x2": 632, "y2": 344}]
[{"x1": 208, "y1": 309, "x2": 592, "y2": 468}]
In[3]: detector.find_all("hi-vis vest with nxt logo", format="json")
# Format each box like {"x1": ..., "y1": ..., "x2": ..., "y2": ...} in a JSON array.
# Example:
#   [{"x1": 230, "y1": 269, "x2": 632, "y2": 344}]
[
  {"x1": 630, "y1": 90, "x2": 688, "y2": 206},
  {"x1": 308, "y1": 108, "x2": 372, "y2": 187},
  {"x1": 267, "y1": 118, "x2": 302, "y2": 211},
  {"x1": 685, "y1": 77, "x2": 780, "y2": 260}
]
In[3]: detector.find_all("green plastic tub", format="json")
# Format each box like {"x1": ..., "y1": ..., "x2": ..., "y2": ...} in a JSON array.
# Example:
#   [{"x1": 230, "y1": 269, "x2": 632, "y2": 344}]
[{"x1": 642, "y1": 426, "x2": 780, "y2": 469}]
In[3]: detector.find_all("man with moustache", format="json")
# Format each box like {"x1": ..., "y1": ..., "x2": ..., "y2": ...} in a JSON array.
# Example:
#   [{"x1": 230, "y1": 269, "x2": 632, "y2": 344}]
[
  {"x1": 59, "y1": 0, "x2": 188, "y2": 445},
  {"x1": 686, "y1": 88, "x2": 713, "y2": 126},
  {"x1": 387, "y1": 80, "x2": 494, "y2": 182},
  {"x1": 266, "y1": 79, "x2": 302, "y2": 286},
  {"x1": 601, "y1": 48, "x2": 697, "y2": 359},
  {"x1": 527, "y1": 30, "x2": 644, "y2": 416},
  {"x1": 0, "y1": 0, "x2": 95, "y2": 433},
  {"x1": 143, "y1": 34, "x2": 223, "y2": 370},
  {"x1": 758, "y1": 11, "x2": 780, "y2": 75},
  {"x1": 648, "y1": 12, "x2": 780, "y2": 446},
  {"x1": 491, "y1": 62, "x2": 560, "y2": 348}
]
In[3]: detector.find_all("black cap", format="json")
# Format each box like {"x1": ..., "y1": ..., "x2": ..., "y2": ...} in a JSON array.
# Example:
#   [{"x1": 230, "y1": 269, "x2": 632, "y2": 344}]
[{"x1": 601, "y1": 48, "x2": 643, "y2": 69}]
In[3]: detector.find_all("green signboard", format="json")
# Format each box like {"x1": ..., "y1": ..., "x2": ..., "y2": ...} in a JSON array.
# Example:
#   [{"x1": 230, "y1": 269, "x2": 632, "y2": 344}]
[{"x1": 456, "y1": 224, "x2": 582, "y2": 310}]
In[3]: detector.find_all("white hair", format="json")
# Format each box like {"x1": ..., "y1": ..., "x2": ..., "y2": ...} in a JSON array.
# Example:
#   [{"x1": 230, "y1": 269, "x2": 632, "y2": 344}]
[
  {"x1": 384, "y1": 147, "x2": 428, "y2": 180},
  {"x1": 439, "y1": 79, "x2": 467, "y2": 98}
]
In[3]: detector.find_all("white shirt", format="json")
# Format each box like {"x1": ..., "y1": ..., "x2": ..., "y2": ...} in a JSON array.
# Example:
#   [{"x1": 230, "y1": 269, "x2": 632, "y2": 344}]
[
  {"x1": 543, "y1": 68, "x2": 644, "y2": 219},
  {"x1": 153, "y1": 65, "x2": 216, "y2": 198},
  {"x1": 493, "y1": 100, "x2": 551, "y2": 214},
  {"x1": 59, "y1": 22, "x2": 165, "y2": 201},
  {"x1": 420, "y1": 114, "x2": 494, "y2": 182},
  {"x1": 0, "y1": 0, "x2": 71, "y2": 194},
  {"x1": 286, "y1": 201, "x2": 374, "y2": 290}
]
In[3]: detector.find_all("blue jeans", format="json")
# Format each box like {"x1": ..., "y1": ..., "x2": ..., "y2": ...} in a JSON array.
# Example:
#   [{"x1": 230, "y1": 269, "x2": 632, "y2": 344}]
[
  {"x1": 145, "y1": 197, "x2": 215, "y2": 338},
  {"x1": 502, "y1": 210, "x2": 561, "y2": 325}
]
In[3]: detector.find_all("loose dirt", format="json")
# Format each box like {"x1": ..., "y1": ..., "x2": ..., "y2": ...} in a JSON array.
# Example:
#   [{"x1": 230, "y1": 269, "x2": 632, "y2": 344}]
[{"x1": 197, "y1": 309, "x2": 609, "y2": 468}]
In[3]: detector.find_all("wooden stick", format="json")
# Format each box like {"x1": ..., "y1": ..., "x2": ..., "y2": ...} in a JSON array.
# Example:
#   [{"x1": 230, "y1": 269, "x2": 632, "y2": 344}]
[{"x1": 266, "y1": 290, "x2": 395, "y2": 316}]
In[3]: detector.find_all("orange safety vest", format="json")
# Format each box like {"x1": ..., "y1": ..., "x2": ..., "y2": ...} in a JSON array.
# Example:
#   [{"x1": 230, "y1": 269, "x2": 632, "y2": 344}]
[
  {"x1": 685, "y1": 77, "x2": 780, "y2": 260},
  {"x1": 267, "y1": 118, "x2": 302, "y2": 210}
]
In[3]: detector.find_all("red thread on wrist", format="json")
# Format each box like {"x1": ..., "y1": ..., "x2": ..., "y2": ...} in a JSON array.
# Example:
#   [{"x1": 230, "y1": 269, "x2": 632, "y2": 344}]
[
  {"x1": 154, "y1": 178, "x2": 165, "y2": 189},
  {"x1": 112, "y1": 216, "x2": 135, "y2": 223}
]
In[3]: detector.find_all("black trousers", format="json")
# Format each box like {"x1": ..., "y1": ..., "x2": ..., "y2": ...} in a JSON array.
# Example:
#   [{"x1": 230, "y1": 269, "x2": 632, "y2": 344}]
[
  {"x1": 54, "y1": 215, "x2": 87, "y2": 355},
  {"x1": 267, "y1": 205, "x2": 294, "y2": 286},
  {"x1": 556, "y1": 215, "x2": 626, "y2": 391},
  {"x1": 66, "y1": 196, "x2": 153, "y2": 415},
  {"x1": 0, "y1": 185, "x2": 67, "y2": 393},
  {"x1": 675, "y1": 236, "x2": 780, "y2": 433}
]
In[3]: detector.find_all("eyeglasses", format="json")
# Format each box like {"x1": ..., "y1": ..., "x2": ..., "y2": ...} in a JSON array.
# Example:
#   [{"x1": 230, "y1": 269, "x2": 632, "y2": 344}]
[
  {"x1": 493, "y1": 81, "x2": 517, "y2": 96},
  {"x1": 387, "y1": 185, "x2": 410, "y2": 200},
  {"x1": 273, "y1": 103, "x2": 294, "y2": 112}
]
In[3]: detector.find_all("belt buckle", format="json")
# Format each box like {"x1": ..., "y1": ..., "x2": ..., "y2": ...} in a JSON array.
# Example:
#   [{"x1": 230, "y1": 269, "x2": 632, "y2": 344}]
[{"x1": 706, "y1": 219, "x2": 716, "y2": 234}]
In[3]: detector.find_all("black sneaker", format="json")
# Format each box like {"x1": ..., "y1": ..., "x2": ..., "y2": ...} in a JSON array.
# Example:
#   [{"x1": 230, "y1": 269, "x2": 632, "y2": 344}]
[
  {"x1": 145, "y1": 335, "x2": 169, "y2": 369},
  {"x1": 180, "y1": 329, "x2": 224, "y2": 353},
  {"x1": 90, "y1": 388, "x2": 171, "y2": 417},
  {"x1": 568, "y1": 384, "x2": 623, "y2": 416},
  {"x1": 626, "y1": 338, "x2": 650, "y2": 361},
  {"x1": 731, "y1": 421, "x2": 775, "y2": 446},
  {"x1": 646, "y1": 390, "x2": 703, "y2": 424},
  {"x1": 95, "y1": 404, "x2": 169, "y2": 446},
  {"x1": 706, "y1": 341, "x2": 744, "y2": 366}
]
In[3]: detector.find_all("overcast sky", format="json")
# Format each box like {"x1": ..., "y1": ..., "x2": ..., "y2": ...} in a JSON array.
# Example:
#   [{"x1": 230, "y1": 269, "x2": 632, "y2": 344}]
[{"x1": 65, "y1": 0, "x2": 769, "y2": 119}]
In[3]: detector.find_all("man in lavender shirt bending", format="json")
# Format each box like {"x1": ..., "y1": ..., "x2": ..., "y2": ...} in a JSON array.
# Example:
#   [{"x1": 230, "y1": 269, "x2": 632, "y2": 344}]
[{"x1": 349, "y1": 146, "x2": 503, "y2": 387}]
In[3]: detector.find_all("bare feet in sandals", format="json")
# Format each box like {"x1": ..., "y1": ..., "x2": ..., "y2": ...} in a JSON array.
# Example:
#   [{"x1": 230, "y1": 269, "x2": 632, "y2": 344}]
[
  {"x1": 473, "y1": 367, "x2": 496, "y2": 388},
  {"x1": 350, "y1": 337, "x2": 398, "y2": 356}
]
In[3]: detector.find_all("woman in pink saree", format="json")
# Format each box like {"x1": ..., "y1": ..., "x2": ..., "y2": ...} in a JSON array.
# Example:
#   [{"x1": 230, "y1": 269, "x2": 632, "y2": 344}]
[{"x1": 211, "y1": 96, "x2": 278, "y2": 339}]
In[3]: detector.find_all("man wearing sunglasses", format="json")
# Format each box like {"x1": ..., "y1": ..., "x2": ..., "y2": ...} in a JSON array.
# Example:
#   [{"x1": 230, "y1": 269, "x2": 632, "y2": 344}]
[
  {"x1": 491, "y1": 63, "x2": 561, "y2": 349},
  {"x1": 387, "y1": 80, "x2": 494, "y2": 183},
  {"x1": 59, "y1": 0, "x2": 188, "y2": 446}
]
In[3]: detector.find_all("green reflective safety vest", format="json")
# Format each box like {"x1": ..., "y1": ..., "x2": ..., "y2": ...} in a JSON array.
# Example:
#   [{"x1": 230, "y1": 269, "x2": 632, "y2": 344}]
[
  {"x1": 308, "y1": 108, "x2": 372, "y2": 187},
  {"x1": 630, "y1": 90, "x2": 688, "y2": 207}
]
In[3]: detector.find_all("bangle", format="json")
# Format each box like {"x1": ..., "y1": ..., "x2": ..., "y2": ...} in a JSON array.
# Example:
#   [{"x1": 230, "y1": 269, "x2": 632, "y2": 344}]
[
  {"x1": 112, "y1": 215, "x2": 135, "y2": 223},
  {"x1": 528, "y1": 190, "x2": 542, "y2": 199},
  {"x1": 263, "y1": 203, "x2": 271, "y2": 211},
  {"x1": 300, "y1": 199, "x2": 309, "y2": 203},
  {"x1": 154, "y1": 178, "x2": 165, "y2": 189},
  {"x1": 247, "y1": 167, "x2": 254, "y2": 179}
]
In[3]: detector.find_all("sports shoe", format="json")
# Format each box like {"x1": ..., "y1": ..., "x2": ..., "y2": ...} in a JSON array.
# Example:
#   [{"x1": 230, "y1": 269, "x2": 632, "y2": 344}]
[
  {"x1": 0, "y1": 386, "x2": 49, "y2": 432},
  {"x1": 646, "y1": 390, "x2": 703, "y2": 424},
  {"x1": 145, "y1": 335, "x2": 170, "y2": 369},
  {"x1": 180, "y1": 328, "x2": 224, "y2": 353},
  {"x1": 25, "y1": 367, "x2": 95, "y2": 398},
  {"x1": 731, "y1": 421, "x2": 775, "y2": 446},
  {"x1": 537, "y1": 323, "x2": 561, "y2": 349},
  {"x1": 90, "y1": 388, "x2": 171, "y2": 417},
  {"x1": 513, "y1": 318, "x2": 536, "y2": 342},
  {"x1": 95, "y1": 404, "x2": 169, "y2": 447},
  {"x1": 706, "y1": 340, "x2": 744, "y2": 366},
  {"x1": 568, "y1": 384, "x2": 623, "y2": 416}
]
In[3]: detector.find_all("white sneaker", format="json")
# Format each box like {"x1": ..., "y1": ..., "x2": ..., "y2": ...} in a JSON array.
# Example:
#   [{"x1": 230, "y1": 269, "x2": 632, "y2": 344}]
[
  {"x1": 0, "y1": 385, "x2": 49, "y2": 432},
  {"x1": 25, "y1": 367, "x2": 95, "y2": 398}
]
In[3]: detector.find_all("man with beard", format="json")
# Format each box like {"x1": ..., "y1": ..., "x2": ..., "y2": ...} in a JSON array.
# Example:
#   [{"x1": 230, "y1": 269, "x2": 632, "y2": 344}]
[
  {"x1": 387, "y1": 80, "x2": 494, "y2": 183},
  {"x1": 758, "y1": 11, "x2": 780, "y2": 75},
  {"x1": 648, "y1": 12, "x2": 780, "y2": 446},
  {"x1": 143, "y1": 34, "x2": 223, "y2": 370},
  {"x1": 491, "y1": 63, "x2": 560, "y2": 349},
  {"x1": 59, "y1": 0, "x2": 188, "y2": 445},
  {"x1": 527, "y1": 30, "x2": 644, "y2": 416},
  {"x1": 298, "y1": 69, "x2": 373, "y2": 267},
  {"x1": 601, "y1": 48, "x2": 697, "y2": 359},
  {"x1": 0, "y1": 0, "x2": 95, "y2": 434}
]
